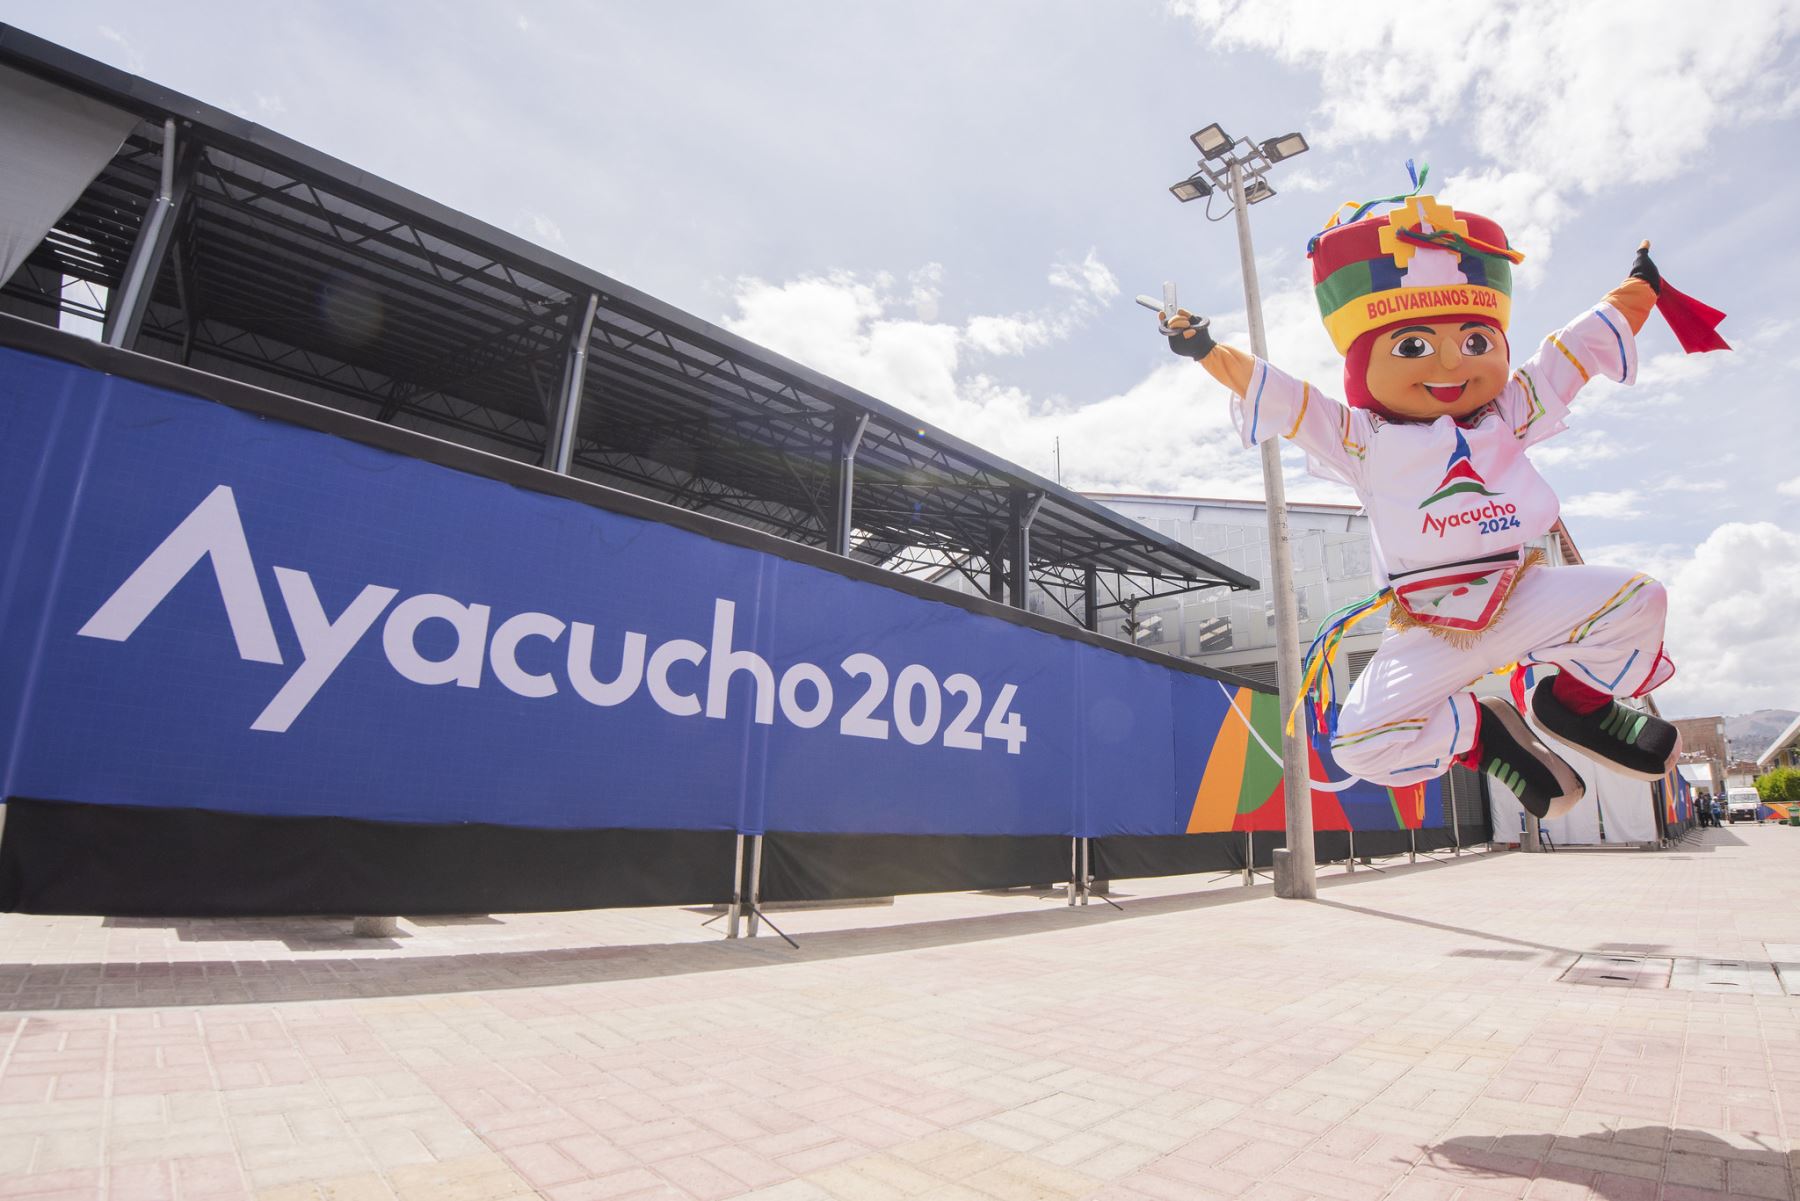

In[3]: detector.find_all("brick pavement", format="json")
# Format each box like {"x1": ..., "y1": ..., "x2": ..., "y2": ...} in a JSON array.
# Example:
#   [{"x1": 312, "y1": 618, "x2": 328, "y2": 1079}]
[{"x1": 0, "y1": 825, "x2": 1793, "y2": 1200}]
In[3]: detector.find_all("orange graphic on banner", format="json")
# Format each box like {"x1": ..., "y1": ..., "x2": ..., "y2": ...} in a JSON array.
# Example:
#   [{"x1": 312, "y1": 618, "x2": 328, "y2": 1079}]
[
  {"x1": 1188, "y1": 688, "x2": 1250, "y2": 833},
  {"x1": 1389, "y1": 781, "x2": 1427, "y2": 828}
]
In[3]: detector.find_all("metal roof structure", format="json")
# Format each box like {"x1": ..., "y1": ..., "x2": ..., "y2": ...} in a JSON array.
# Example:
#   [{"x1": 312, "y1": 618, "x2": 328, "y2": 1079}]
[{"x1": 0, "y1": 25, "x2": 1255, "y2": 630}]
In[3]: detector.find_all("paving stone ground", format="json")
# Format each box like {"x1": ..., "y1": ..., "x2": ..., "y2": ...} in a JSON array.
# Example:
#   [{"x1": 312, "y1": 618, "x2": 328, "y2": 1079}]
[{"x1": 0, "y1": 823, "x2": 1794, "y2": 1201}]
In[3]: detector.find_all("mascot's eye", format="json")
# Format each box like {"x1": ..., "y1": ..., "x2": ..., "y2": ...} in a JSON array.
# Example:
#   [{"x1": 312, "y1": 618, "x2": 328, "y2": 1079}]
[
  {"x1": 1391, "y1": 336, "x2": 1432, "y2": 359},
  {"x1": 1462, "y1": 331, "x2": 1495, "y2": 355}
]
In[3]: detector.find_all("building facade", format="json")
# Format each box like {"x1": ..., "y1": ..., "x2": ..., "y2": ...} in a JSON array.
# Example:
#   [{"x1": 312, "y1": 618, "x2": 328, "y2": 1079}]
[
  {"x1": 1756, "y1": 713, "x2": 1800, "y2": 774},
  {"x1": 1673, "y1": 715, "x2": 1730, "y2": 800}
]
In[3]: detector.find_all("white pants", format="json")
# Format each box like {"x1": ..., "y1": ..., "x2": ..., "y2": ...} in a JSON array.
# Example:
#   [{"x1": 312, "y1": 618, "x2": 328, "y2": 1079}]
[{"x1": 1331, "y1": 565, "x2": 1672, "y2": 788}]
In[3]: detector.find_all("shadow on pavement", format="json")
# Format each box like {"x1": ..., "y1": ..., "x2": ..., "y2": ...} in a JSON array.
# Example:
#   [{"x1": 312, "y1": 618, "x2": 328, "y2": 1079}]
[
  {"x1": 1428, "y1": 1127, "x2": 1797, "y2": 1201},
  {"x1": 1661, "y1": 827, "x2": 1749, "y2": 853},
  {"x1": 0, "y1": 881, "x2": 1276, "y2": 1011},
  {"x1": 2, "y1": 856, "x2": 1491, "y2": 1011},
  {"x1": 1314, "y1": 896, "x2": 1577, "y2": 958},
  {"x1": 0, "y1": 849, "x2": 1512, "y2": 1008}
]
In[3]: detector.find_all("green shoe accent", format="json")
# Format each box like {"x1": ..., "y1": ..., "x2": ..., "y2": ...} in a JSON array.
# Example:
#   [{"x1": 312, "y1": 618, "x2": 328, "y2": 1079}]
[
  {"x1": 1591, "y1": 704, "x2": 1649, "y2": 745},
  {"x1": 1485, "y1": 761, "x2": 1525, "y2": 793}
]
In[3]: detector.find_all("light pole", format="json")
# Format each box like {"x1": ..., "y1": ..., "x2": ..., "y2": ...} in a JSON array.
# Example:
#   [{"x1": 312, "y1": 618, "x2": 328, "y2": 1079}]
[{"x1": 1170, "y1": 125, "x2": 1317, "y2": 900}]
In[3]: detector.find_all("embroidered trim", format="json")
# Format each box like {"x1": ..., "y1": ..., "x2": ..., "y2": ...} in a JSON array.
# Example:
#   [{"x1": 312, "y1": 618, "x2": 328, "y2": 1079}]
[
  {"x1": 1333, "y1": 715, "x2": 1431, "y2": 747},
  {"x1": 1249, "y1": 362, "x2": 1269, "y2": 441},
  {"x1": 1594, "y1": 307, "x2": 1629, "y2": 382},
  {"x1": 1387, "y1": 548, "x2": 1545, "y2": 649},
  {"x1": 1571, "y1": 648, "x2": 1640, "y2": 692},
  {"x1": 1285, "y1": 381, "x2": 1311, "y2": 440},
  {"x1": 1568, "y1": 573, "x2": 1650, "y2": 643},
  {"x1": 1512, "y1": 368, "x2": 1546, "y2": 437},
  {"x1": 1630, "y1": 643, "x2": 1677, "y2": 697},
  {"x1": 1549, "y1": 335, "x2": 1590, "y2": 383},
  {"x1": 1339, "y1": 408, "x2": 1367, "y2": 460}
]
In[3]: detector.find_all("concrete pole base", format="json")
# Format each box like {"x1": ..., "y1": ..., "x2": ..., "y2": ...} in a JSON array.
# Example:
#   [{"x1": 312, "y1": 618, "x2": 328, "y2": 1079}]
[
  {"x1": 352, "y1": 916, "x2": 399, "y2": 938},
  {"x1": 1271, "y1": 849, "x2": 1316, "y2": 900}
]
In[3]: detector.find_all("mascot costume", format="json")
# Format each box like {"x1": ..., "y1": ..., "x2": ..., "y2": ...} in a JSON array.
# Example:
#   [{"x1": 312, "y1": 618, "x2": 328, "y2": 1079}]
[{"x1": 1160, "y1": 171, "x2": 1728, "y2": 819}]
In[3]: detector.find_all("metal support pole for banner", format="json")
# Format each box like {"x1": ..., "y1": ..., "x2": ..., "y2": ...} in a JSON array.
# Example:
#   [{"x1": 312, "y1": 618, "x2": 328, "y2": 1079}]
[
  {"x1": 1450, "y1": 773, "x2": 1463, "y2": 856},
  {"x1": 1410, "y1": 829, "x2": 1417, "y2": 864},
  {"x1": 1343, "y1": 827, "x2": 1392, "y2": 874},
  {"x1": 726, "y1": 833, "x2": 745, "y2": 939},
  {"x1": 747, "y1": 835, "x2": 764, "y2": 937},
  {"x1": 1068, "y1": 837, "x2": 1079, "y2": 907},
  {"x1": 547, "y1": 292, "x2": 600, "y2": 474},
  {"x1": 830, "y1": 411, "x2": 871, "y2": 556},
  {"x1": 1009, "y1": 489, "x2": 1044, "y2": 608},
  {"x1": 1243, "y1": 830, "x2": 1253, "y2": 886},
  {"x1": 105, "y1": 118, "x2": 195, "y2": 351},
  {"x1": 735, "y1": 835, "x2": 799, "y2": 949},
  {"x1": 1083, "y1": 838, "x2": 1122, "y2": 911}
]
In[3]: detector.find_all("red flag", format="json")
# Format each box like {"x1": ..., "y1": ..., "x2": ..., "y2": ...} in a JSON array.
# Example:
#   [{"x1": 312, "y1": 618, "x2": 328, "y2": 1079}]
[{"x1": 1655, "y1": 280, "x2": 1730, "y2": 353}]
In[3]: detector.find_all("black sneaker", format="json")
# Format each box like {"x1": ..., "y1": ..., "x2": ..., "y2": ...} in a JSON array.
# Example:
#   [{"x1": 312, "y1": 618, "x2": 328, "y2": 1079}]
[
  {"x1": 1476, "y1": 697, "x2": 1586, "y2": 820},
  {"x1": 1530, "y1": 679, "x2": 1679, "y2": 782}
]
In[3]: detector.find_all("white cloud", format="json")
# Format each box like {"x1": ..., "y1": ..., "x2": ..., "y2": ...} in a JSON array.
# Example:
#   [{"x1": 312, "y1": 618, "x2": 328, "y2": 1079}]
[
  {"x1": 1562, "y1": 489, "x2": 1642, "y2": 519},
  {"x1": 965, "y1": 250, "x2": 1122, "y2": 357},
  {"x1": 95, "y1": 24, "x2": 145, "y2": 72},
  {"x1": 1170, "y1": 0, "x2": 1800, "y2": 250},
  {"x1": 1650, "y1": 522, "x2": 1800, "y2": 716},
  {"x1": 717, "y1": 263, "x2": 1308, "y2": 498},
  {"x1": 963, "y1": 314, "x2": 1057, "y2": 357},
  {"x1": 1436, "y1": 167, "x2": 1566, "y2": 277},
  {"x1": 906, "y1": 264, "x2": 943, "y2": 323},
  {"x1": 1527, "y1": 429, "x2": 1629, "y2": 469},
  {"x1": 1777, "y1": 478, "x2": 1800, "y2": 498},
  {"x1": 517, "y1": 212, "x2": 564, "y2": 247},
  {"x1": 1049, "y1": 249, "x2": 1119, "y2": 302},
  {"x1": 1583, "y1": 540, "x2": 1687, "y2": 580}
]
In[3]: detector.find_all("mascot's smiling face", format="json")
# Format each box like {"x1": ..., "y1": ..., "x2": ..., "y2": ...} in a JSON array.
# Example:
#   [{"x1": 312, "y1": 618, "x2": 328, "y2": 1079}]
[
  {"x1": 1359, "y1": 318, "x2": 1509, "y2": 421},
  {"x1": 1310, "y1": 189, "x2": 1526, "y2": 421}
]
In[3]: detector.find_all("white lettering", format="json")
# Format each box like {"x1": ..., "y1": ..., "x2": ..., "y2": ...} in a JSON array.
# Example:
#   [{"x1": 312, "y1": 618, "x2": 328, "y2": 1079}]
[
  {"x1": 382, "y1": 594, "x2": 490, "y2": 688},
  {"x1": 778, "y1": 662, "x2": 833, "y2": 729},
  {"x1": 76, "y1": 484, "x2": 1031, "y2": 753},
  {"x1": 567, "y1": 625, "x2": 646, "y2": 706},
  {"x1": 78, "y1": 485, "x2": 282, "y2": 664},
  {"x1": 892, "y1": 663, "x2": 942, "y2": 746},
  {"x1": 250, "y1": 569, "x2": 398, "y2": 732},
  {"x1": 647, "y1": 638, "x2": 706, "y2": 716},
  {"x1": 490, "y1": 612, "x2": 565, "y2": 699},
  {"x1": 704, "y1": 599, "x2": 774, "y2": 724}
]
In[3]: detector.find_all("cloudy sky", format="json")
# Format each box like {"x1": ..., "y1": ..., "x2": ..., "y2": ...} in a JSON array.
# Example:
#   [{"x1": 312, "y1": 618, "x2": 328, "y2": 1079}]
[{"x1": 6, "y1": 1, "x2": 1797, "y2": 721}]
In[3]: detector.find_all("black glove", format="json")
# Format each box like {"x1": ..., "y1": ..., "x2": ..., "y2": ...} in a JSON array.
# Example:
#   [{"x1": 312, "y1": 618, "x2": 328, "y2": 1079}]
[
  {"x1": 1629, "y1": 241, "x2": 1662, "y2": 295},
  {"x1": 1161, "y1": 311, "x2": 1216, "y2": 360}
]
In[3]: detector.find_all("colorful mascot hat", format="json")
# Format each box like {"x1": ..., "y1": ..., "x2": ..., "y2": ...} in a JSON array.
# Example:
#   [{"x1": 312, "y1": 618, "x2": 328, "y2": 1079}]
[{"x1": 1307, "y1": 167, "x2": 1526, "y2": 412}]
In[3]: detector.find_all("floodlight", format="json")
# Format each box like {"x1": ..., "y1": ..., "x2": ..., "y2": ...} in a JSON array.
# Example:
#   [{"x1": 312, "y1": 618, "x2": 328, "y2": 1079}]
[
  {"x1": 1169, "y1": 174, "x2": 1213, "y2": 203},
  {"x1": 1189, "y1": 123, "x2": 1233, "y2": 159},
  {"x1": 1260, "y1": 132, "x2": 1309, "y2": 162},
  {"x1": 1245, "y1": 179, "x2": 1276, "y2": 205}
]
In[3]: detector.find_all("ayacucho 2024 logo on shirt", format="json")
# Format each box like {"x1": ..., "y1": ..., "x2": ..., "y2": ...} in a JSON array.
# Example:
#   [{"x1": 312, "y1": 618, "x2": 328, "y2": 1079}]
[{"x1": 1418, "y1": 428, "x2": 1519, "y2": 538}]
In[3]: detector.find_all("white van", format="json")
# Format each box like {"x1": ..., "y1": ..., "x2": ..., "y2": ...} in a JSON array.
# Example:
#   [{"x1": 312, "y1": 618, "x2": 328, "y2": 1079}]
[{"x1": 1726, "y1": 788, "x2": 1763, "y2": 823}]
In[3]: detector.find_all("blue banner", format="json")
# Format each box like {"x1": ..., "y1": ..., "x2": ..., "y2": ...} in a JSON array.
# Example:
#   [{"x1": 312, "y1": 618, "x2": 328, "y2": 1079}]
[{"x1": 0, "y1": 347, "x2": 1439, "y2": 837}]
